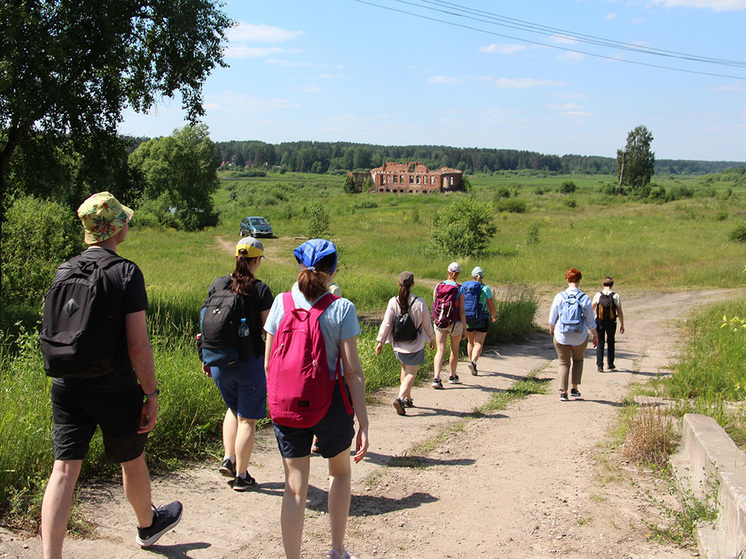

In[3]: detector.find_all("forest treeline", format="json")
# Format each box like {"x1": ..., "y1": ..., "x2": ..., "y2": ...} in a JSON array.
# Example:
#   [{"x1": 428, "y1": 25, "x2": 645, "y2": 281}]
[
  {"x1": 123, "y1": 137, "x2": 743, "y2": 176},
  {"x1": 211, "y1": 140, "x2": 743, "y2": 176}
]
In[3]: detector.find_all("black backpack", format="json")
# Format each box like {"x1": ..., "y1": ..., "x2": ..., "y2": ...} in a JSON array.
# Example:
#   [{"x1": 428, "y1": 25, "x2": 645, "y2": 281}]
[
  {"x1": 200, "y1": 276, "x2": 254, "y2": 367},
  {"x1": 597, "y1": 291, "x2": 617, "y2": 323},
  {"x1": 40, "y1": 252, "x2": 124, "y2": 378}
]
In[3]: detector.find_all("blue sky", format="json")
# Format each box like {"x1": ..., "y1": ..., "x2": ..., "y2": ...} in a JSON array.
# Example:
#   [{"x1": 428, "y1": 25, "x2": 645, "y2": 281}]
[{"x1": 119, "y1": 0, "x2": 746, "y2": 162}]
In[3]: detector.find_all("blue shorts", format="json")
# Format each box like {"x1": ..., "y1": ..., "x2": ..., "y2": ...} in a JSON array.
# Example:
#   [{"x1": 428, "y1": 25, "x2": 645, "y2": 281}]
[
  {"x1": 395, "y1": 348, "x2": 425, "y2": 366},
  {"x1": 211, "y1": 357, "x2": 267, "y2": 420},
  {"x1": 273, "y1": 382, "x2": 355, "y2": 459}
]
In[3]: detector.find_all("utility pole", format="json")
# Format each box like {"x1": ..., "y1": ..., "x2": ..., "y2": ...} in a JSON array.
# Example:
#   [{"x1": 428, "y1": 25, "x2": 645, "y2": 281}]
[{"x1": 618, "y1": 151, "x2": 626, "y2": 195}]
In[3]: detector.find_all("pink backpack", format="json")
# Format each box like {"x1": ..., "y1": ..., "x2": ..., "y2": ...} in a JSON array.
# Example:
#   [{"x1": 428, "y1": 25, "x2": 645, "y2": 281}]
[
  {"x1": 267, "y1": 292, "x2": 352, "y2": 428},
  {"x1": 431, "y1": 282, "x2": 460, "y2": 327}
]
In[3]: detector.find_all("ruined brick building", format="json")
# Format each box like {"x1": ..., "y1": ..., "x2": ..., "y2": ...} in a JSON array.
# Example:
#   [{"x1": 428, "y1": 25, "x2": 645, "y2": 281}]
[{"x1": 350, "y1": 162, "x2": 463, "y2": 193}]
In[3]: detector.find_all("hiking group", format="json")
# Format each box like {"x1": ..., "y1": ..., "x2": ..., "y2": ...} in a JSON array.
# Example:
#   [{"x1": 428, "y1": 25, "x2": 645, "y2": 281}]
[{"x1": 38, "y1": 191, "x2": 623, "y2": 559}]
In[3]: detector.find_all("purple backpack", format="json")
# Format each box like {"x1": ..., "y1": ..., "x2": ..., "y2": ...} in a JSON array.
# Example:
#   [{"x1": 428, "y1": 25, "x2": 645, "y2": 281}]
[
  {"x1": 267, "y1": 292, "x2": 352, "y2": 428},
  {"x1": 431, "y1": 282, "x2": 460, "y2": 328}
]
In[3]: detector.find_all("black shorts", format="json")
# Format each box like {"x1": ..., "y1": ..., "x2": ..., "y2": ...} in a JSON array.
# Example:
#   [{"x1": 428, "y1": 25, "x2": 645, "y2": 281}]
[
  {"x1": 466, "y1": 319, "x2": 489, "y2": 333},
  {"x1": 51, "y1": 382, "x2": 147, "y2": 463}
]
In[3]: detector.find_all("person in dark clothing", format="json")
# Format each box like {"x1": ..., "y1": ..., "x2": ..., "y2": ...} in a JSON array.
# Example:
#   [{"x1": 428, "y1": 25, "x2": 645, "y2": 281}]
[{"x1": 41, "y1": 192, "x2": 182, "y2": 558}]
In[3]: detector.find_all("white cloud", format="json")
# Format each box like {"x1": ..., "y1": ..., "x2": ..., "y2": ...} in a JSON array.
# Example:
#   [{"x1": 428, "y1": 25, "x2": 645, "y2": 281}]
[
  {"x1": 228, "y1": 23, "x2": 303, "y2": 43},
  {"x1": 206, "y1": 92, "x2": 300, "y2": 113},
  {"x1": 606, "y1": 13, "x2": 618, "y2": 20},
  {"x1": 302, "y1": 86, "x2": 322, "y2": 93},
  {"x1": 546, "y1": 103, "x2": 582, "y2": 111},
  {"x1": 549, "y1": 34, "x2": 580, "y2": 45},
  {"x1": 557, "y1": 51, "x2": 585, "y2": 63},
  {"x1": 226, "y1": 46, "x2": 295, "y2": 59},
  {"x1": 713, "y1": 82, "x2": 746, "y2": 92},
  {"x1": 320, "y1": 74, "x2": 345, "y2": 79},
  {"x1": 494, "y1": 78, "x2": 562, "y2": 88},
  {"x1": 480, "y1": 43, "x2": 529, "y2": 54},
  {"x1": 264, "y1": 59, "x2": 312, "y2": 67},
  {"x1": 428, "y1": 76, "x2": 463, "y2": 84},
  {"x1": 648, "y1": 0, "x2": 746, "y2": 10}
]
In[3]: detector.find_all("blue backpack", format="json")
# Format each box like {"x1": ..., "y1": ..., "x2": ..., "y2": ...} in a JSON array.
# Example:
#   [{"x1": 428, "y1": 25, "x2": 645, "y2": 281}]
[
  {"x1": 558, "y1": 291, "x2": 588, "y2": 333},
  {"x1": 462, "y1": 281, "x2": 488, "y2": 322}
]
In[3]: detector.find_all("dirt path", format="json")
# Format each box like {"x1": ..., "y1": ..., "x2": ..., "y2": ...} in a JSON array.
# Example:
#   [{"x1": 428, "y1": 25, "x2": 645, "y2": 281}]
[{"x1": 1, "y1": 288, "x2": 741, "y2": 559}]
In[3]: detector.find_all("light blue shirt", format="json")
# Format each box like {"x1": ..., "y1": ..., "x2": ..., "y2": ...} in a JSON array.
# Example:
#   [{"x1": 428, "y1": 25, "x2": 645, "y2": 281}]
[
  {"x1": 548, "y1": 287, "x2": 596, "y2": 346},
  {"x1": 264, "y1": 282, "x2": 361, "y2": 376}
]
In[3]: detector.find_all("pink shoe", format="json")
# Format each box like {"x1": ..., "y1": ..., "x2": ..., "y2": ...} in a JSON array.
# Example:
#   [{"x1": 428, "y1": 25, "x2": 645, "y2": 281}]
[{"x1": 329, "y1": 549, "x2": 355, "y2": 559}]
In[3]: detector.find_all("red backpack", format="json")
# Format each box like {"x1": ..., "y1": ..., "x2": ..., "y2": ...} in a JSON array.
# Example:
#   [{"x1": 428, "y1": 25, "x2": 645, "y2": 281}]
[
  {"x1": 431, "y1": 282, "x2": 460, "y2": 328},
  {"x1": 267, "y1": 292, "x2": 352, "y2": 428}
]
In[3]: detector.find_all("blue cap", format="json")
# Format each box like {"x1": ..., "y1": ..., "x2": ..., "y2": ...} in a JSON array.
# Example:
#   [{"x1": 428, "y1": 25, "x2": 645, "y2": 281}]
[{"x1": 294, "y1": 239, "x2": 338, "y2": 275}]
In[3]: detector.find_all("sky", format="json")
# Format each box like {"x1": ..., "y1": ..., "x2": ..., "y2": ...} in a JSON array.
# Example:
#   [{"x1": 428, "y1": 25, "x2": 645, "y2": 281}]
[{"x1": 119, "y1": 0, "x2": 746, "y2": 162}]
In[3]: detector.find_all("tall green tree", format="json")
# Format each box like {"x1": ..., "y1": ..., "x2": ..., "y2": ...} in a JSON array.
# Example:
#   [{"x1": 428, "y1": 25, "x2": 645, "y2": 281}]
[
  {"x1": 0, "y1": 0, "x2": 233, "y2": 219},
  {"x1": 617, "y1": 125, "x2": 655, "y2": 192},
  {"x1": 128, "y1": 125, "x2": 220, "y2": 231}
]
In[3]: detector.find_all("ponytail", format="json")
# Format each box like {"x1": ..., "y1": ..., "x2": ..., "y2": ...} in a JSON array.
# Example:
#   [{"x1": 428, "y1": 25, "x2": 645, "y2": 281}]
[
  {"x1": 297, "y1": 252, "x2": 337, "y2": 301},
  {"x1": 231, "y1": 252, "x2": 258, "y2": 296},
  {"x1": 398, "y1": 283, "x2": 411, "y2": 313}
]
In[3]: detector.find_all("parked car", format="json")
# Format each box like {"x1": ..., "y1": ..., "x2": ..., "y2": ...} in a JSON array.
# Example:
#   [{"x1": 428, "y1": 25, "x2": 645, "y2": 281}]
[{"x1": 240, "y1": 216, "x2": 273, "y2": 238}]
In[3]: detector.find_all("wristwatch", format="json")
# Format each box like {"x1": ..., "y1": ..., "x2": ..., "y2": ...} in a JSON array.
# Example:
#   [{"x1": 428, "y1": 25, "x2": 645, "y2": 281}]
[{"x1": 144, "y1": 388, "x2": 160, "y2": 399}]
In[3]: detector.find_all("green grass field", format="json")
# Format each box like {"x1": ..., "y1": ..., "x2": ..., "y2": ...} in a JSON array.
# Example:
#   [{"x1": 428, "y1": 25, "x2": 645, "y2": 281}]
[{"x1": 2, "y1": 169, "x2": 745, "y2": 524}]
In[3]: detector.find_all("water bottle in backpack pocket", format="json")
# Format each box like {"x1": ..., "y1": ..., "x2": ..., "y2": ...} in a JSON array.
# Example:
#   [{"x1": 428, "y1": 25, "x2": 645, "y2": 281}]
[{"x1": 200, "y1": 281, "x2": 253, "y2": 367}]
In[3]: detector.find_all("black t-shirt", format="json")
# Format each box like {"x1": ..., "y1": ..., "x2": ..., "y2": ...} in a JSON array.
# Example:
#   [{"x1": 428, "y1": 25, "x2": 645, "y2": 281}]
[
  {"x1": 54, "y1": 247, "x2": 149, "y2": 392},
  {"x1": 207, "y1": 274, "x2": 274, "y2": 356}
]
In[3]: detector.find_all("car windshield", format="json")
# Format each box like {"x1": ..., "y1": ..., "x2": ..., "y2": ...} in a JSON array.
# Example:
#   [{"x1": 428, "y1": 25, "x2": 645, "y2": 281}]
[{"x1": 250, "y1": 218, "x2": 269, "y2": 226}]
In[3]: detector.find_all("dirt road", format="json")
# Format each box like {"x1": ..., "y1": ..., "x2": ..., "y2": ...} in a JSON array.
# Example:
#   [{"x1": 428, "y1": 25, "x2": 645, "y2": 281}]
[{"x1": 1, "y1": 289, "x2": 739, "y2": 559}]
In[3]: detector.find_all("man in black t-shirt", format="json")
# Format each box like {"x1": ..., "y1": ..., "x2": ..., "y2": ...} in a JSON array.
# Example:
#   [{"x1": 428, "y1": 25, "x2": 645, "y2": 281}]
[{"x1": 41, "y1": 192, "x2": 182, "y2": 558}]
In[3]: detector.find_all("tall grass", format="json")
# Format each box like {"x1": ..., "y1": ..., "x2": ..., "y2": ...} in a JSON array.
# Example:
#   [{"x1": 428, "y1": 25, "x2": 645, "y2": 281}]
[{"x1": 665, "y1": 297, "x2": 746, "y2": 404}]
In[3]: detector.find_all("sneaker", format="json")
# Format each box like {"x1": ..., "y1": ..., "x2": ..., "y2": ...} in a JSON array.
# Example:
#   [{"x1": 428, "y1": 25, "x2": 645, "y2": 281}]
[
  {"x1": 467, "y1": 361, "x2": 478, "y2": 376},
  {"x1": 329, "y1": 549, "x2": 356, "y2": 559},
  {"x1": 608, "y1": 366, "x2": 617, "y2": 371},
  {"x1": 233, "y1": 472, "x2": 256, "y2": 492},
  {"x1": 570, "y1": 388, "x2": 581, "y2": 398},
  {"x1": 393, "y1": 398, "x2": 406, "y2": 416},
  {"x1": 312, "y1": 437, "x2": 321, "y2": 454},
  {"x1": 136, "y1": 501, "x2": 183, "y2": 548},
  {"x1": 448, "y1": 375, "x2": 460, "y2": 384},
  {"x1": 218, "y1": 457, "x2": 235, "y2": 477},
  {"x1": 560, "y1": 392, "x2": 569, "y2": 402},
  {"x1": 432, "y1": 378, "x2": 444, "y2": 389},
  {"x1": 403, "y1": 398, "x2": 414, "y2": 408},
  {"x1": 597, "y1": 367, "x2": 603, "y2": 373}
]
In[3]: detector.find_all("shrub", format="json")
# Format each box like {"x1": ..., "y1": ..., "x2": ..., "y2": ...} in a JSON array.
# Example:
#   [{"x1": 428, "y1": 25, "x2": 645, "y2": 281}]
[
  {"x1": 729, "y1": 224, "x2": 746, "y2": 243},
  {"x1": 559, "y1": 180, "x2": 577, "y2": 194},
  {"x1": 308, "y1": 204, "x2": 330, "y2": 238},
  {"x1": 494, "y1": 186, "x2": 511, "y2": 199},
  {"x1": 494, "y1": 199, "x2": 527, "y2": 213},
  {"x1": 526, "y1": 223, "x2": 540, "y2": 245},
  {"x1": 564, "y1": 198, "x2": 577, "y2": 208},
  {"x1": 428, "y1": 198, "x2": 497, "y2": 258},
  {"x1": 1, "y1": 195, "x2": 84, "y2": 306}
]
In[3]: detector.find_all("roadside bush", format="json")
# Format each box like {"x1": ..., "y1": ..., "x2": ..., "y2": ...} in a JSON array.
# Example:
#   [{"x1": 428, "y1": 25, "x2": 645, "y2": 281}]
[
  {"x1": 428, "y1": 198, "x2": 497, "y2": 258},
  {"x1": 494, "y1": 199, "x2": 527, "y2": 213},
  {"x1": 729, "y1": 224, "x2": 746, "y2": 243},
  {"x1": 2, "y1": 195, "x2": 84, "y2": 306}
]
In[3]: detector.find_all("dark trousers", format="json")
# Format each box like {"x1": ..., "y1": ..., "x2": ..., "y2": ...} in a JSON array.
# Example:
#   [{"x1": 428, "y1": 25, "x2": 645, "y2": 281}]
[{"x1": 596, "y1": 320, "x2": 617, "y2": 369}]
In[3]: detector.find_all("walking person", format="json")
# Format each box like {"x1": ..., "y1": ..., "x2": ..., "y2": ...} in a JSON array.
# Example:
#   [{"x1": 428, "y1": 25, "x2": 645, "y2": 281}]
[
  {"x1": 592, "y1": 276, "x2": 625, "y2": 372},
  {"x1": 462, "y1": 266, "x2": 498, "y2": 376},
  {"x1": 375, "y1": 271, "x2": 435, "y2": 415},
  {"x1": 201, "y1": 236, "x2": 274, "y2": 490},
  {"x1": 548, "y1": 268, "x2": 598, "y2": 401},
  {"x1": 40, "y1": 192, "x2": 182, "y2": 558},
  {"x1": 431, "y1": 262, "x2": 467, "y2": 388},
  {"x1": 264, "y1": 239, "x2": 369, "y2": 559}
]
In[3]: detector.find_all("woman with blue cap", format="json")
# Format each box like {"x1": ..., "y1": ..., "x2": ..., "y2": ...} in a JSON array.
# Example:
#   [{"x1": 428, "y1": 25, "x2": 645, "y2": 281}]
[{"x1": 264, "y1": 239, "x2": 369, "y2": 559}]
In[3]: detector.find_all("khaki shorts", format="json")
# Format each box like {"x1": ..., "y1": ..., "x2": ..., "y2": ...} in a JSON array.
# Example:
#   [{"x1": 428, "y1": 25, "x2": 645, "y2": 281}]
[{"x1": 434, "y1": 321, "x2": 464, "y2": 336}]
